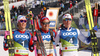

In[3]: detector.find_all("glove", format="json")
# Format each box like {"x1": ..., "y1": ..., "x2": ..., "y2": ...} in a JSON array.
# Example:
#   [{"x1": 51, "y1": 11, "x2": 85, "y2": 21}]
[
  {"x1": 3, "y1": 31, "x2": 10, "y2": 51},
  {"x1": 4, "y1": 31, "x2": 10, "y2": 39},
  {"x1": 87, "y1": 36, "x2": 91, "y2": 43},
  {"x1": 93, "y1": 26, "x2": 98, "y2": 32},
  {"x1": 33, "y1": 36, "x2": 37, "y2": 42}
]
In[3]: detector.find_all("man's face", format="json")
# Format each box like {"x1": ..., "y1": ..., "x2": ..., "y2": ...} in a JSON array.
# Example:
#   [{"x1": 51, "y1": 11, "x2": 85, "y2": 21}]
[
  {"x1": 17, "y1": 19, "x2": 27, "y2": 29},
  {"x1": 40, "y1": 20, "x2": 50, "y2": 31},
  {"x1": 63, "y1": 18, "x2": 72, "y2": 28}
]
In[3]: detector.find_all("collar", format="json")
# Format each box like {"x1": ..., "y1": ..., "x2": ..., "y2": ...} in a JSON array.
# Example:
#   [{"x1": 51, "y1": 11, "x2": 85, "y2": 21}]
[
  {"x1": 64, "y1": 27, "x2": 71, "y2": 29},
  {"x1": 62, "y1": 27, "x2": 72, "y2": 31},
  {"x1": 41, "y1": 29, "x2": 49, "y2": 33},
  {"x1": 18, "y1": 29, "x2": 26, "y2": 34}
]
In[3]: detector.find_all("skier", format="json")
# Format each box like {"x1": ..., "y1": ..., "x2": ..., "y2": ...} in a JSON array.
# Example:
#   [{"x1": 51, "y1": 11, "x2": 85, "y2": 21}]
[
  {"x1": 3, "y1": 15, "x2": 36, "y2": 56},
  {"x1": 55, "y1": 14, "x2": 97, "y2": 56},
  {"x1": 34, "y1": 16, "x2": 56, "y2": 56}
]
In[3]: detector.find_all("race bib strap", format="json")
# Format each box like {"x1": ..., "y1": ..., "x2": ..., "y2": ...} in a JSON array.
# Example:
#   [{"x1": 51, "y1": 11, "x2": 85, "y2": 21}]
[{"x1": 62, "y1": 49, "x2": 77, "y2": 52}]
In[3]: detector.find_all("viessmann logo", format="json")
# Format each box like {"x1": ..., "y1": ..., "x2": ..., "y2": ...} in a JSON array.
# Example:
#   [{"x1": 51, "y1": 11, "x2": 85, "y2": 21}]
[
  {"x1": 15, "y1": 35, "x2": 29, "y2": 39},
  {"x1": 50, "y1": 22, "x2": 55, "y2": 25},
  {"x1": 63, "y1": 32, "x2": 77, "y2": 36}
]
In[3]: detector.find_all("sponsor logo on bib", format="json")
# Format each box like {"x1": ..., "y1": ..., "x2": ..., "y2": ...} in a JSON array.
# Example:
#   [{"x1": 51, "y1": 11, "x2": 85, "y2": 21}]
[
  {"x1": 15, "y1": 35, "x2": 29, "y2": 39},
  {"x1": 63, "y1": 32, "x2": 77, "y2": 36},
  {"x1": 42, "y1": 35, "x2": 51, "y2": 39}
]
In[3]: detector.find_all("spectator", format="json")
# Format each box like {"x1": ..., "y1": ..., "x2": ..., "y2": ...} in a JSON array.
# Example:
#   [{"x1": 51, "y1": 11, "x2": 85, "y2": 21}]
[
  {"x1": 70, "y1": 13, "x2": 73, "y2": 20},
  {"x1": 0, "y1": 10, "x2": 5, "y2": 29},
  {"x1": 32, "y1": 1, "x2": 36, "y2": 8},
  {"x1": 60, "y1": 2, "x2": 64, "y2": 13},
  {"x1": 69, "y1": 1, "x2": 73, "y2": 8}
]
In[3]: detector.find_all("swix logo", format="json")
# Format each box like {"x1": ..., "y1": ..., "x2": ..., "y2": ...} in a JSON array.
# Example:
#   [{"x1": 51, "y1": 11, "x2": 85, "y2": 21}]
[
  {"x1": 15, "y1": 35, "x2": 29, "y2": 39},
  {"x1": 63, "y1": 32, "x2": 77, "y2": 36},
  {"x1": 42, "y1": 35, "x2": 51, "y2": 39},
  {"x1": 50, "y1": 22, "x2": 55, "y2": 25}
]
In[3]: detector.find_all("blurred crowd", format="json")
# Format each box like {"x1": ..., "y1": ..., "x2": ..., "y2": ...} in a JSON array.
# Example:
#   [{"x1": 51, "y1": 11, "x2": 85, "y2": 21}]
[
  {"x1": 0, "y1": 4, "x2": 28, "y2": 29},
  {"x1": 0, "y1": 0, "x2": 84, "y2": 29}
]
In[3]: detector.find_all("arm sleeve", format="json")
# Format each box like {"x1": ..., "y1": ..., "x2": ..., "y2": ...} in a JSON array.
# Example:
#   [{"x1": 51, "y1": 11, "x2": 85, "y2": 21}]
[
  {"x1": 52, "y1": 29, "x2": 57, "y2": 38},
  {"x1": 3, "y1": 38, "x2": 8, "y2": 51},
  {"x1": 77, "y1": 29, "x2": 90, "y2": 45},
  {"x1": 29, "y1": 32, "x2": 34, "y2": 52},
  {"x1": 55, "y1": 30, "x2": 60, "y2": 45}
]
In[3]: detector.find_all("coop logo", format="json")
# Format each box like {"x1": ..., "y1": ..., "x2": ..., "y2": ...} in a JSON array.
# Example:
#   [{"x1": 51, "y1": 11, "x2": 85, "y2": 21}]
[
  {"x1": 63, "y1": 32, "x2": 77, "y2": 36},
  {"x1": 50, "y1": 22, "x2": 55, "y2": 26},
  {"x1": 15, "y1": 35, "x2": 29, "y2": 39},
  {"x1": 42, "y1": 35, "x2": 51, "y2": 39}
]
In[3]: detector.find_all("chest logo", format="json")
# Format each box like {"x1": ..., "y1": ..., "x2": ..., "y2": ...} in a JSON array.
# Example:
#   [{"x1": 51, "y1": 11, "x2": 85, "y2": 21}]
[
  {"x1": 15, "y1": 35, "x2": 29, "y2": 39},
  {"x1": 42, "y1": 35, "x2": 51, "y2": 39},
  {"x1": 63, "y1": 32, "x2": 77, "y2": 36}
]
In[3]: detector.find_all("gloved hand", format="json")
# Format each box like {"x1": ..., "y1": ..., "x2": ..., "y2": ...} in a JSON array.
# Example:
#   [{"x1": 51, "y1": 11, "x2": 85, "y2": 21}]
[
  {"x1": 87, "y1": 26, "x2": 98, "y2": 43},
  {"x1": 4, "y1": 31, "x2": 10, "y2": 39},
  {"x1": 93, "y1": 25, "x2": 98, "y2": 32},
  {"x1": 3, "y1": 31, "x2": 10, "y2": 51},
  {"x1": 87, "y1": 36, "x2": 91, "y2": 43},
  {"x1": 33, "y1": 36, "x2": 37, "y2": 42},
  {"x1": 30, "y1": 36, "x2": 37, "y2": 52}
]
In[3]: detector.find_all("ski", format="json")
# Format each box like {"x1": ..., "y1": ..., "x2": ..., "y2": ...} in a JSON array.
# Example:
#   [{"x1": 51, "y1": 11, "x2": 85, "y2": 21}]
[
  {"x1": 36, "y1": 31, "x2": 47, "y2": 56},
  {"x1": 85, "y1": 0, "x2": 99, "y2": 56},
  {"x1": 34, "y1": 18, "x2": 38, "y2": 30},
  {"x1": 50, "y1": 30, "x2": 57, "y2": 56},
  {"x1": 94, "y1": 3, "x2": 98, "y2": 27},
  {"x1": 36, "y1": 16, "x2": 40, "y2": 30},
  {"x1": 34, "y1": 13, "x2": 47, "y2": 56},
  {"x1": 29, "y1": 11, "x2": 37, "y2": 56},
  {"x1": 3, "y1": 0, "x2": 14, "y2": 56}
]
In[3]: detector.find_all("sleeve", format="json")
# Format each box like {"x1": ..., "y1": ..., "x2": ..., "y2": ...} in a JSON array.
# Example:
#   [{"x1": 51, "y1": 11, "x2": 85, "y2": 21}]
[
  {"x1": 77, "y1": 29, "x2": 91, "y2": 45},
  {"x1": 52, "y1": 29, "x2": 57, "y2": 38},
  {"x1": 55, "y1": 30, "x2": 61, "y2": 45},
  {"x1": 3, "y1": 37, "x2": 8, "y2": 51},
  {"x1": 29, "y1": 32, "x2": 34, "y2": 52}
]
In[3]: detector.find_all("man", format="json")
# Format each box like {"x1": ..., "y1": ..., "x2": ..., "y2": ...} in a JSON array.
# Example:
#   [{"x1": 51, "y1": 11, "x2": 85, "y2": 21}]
[
  {"x1": 55, "y1": 14, "x2": 96, "y2": 56},
  {"x1": 3, "y1": 15, "x2": 36, "y2": 56},
  {"x1": 34, "y1": 16, "x2": 56, "y2": 56}
]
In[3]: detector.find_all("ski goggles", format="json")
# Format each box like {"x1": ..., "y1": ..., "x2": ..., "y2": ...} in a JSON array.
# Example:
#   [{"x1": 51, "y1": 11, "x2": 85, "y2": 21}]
[
  {"x1": 63, "y1": 18, "x2": 72, "y2": 21},
  {"x1": 19, "y1": 20, "x2": 27, "y2": 23},
  {"x1": 41, "y1": 22, "x2": 50, "y2": 25}
]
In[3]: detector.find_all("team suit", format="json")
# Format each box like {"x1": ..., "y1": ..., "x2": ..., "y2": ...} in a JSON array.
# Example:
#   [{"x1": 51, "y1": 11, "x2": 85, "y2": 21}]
[
  {"x1": 3, "y1": 30, "x2": 34, "y2": 56},
  {"x1": 55, "y1": 27, "x2": 91, "y2": 56},
  {"x1": 34, "y1": 29, "x2": 56, "y2": 56},
  {"x1": 55, "y1": 14, "x2": 91, "y2": 56},
  {"x1": 3, "y1": 15, "x2": 34, "y2": 56}
]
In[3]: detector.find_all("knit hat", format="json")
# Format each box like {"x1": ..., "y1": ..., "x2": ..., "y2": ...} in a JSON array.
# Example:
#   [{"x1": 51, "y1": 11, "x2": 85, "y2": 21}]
[
  {"x1": 62, "y1": 14, "x2": 72, "y2": 20},
  {"x1": 17, "y1": 15, "x2": 26, "y2": 23},
  {"x1": 40, "y1": 16, "x2": 49, "y2": 22}
]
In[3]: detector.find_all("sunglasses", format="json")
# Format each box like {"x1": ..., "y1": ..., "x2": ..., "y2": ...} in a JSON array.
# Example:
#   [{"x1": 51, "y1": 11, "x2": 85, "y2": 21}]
[
  {"x1": 19, "y1": 20, "x2": 27, "y2": 23},
  {"x1": 42, "y1": 22, "x2": 50, "y2": 25},
  {"x1": 64, "y1": 19, "x2": 72, "y2": 21}
]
